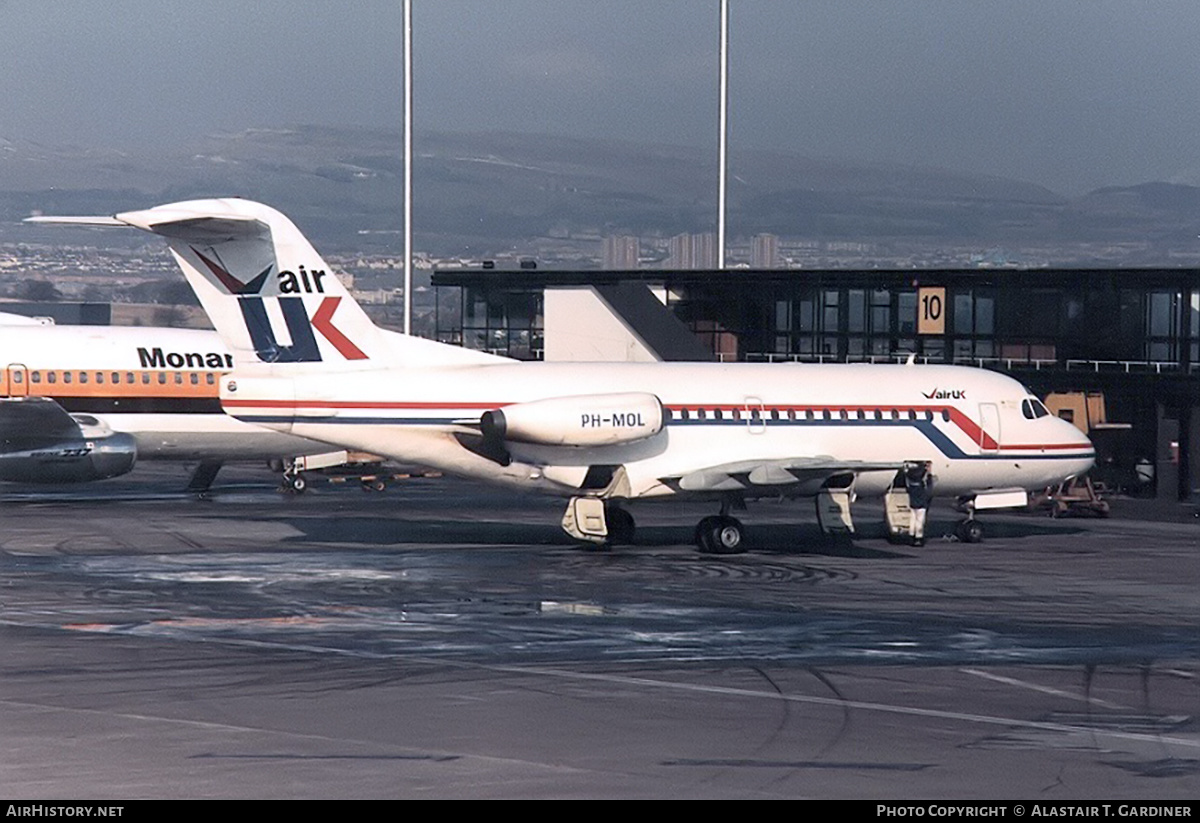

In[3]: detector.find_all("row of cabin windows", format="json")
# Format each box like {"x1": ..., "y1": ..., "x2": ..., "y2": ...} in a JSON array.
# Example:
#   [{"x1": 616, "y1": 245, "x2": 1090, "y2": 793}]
[
  {"x1": 10, "y1": 370, "x2": 218, "y2": 387},
  {"x1": 669, "y1": 407, "x2": 948, "y2": 423}
]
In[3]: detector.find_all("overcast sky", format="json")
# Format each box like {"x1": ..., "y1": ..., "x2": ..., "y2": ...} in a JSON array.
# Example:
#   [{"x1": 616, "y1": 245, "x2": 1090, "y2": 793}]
[{"x1": 3, "y1": 1, "x2": 1199, "y2": 195}]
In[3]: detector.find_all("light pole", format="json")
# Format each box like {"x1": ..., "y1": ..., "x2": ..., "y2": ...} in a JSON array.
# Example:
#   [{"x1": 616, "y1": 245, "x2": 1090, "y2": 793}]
[
  {"x1": 717, "y1": 0, "x2": 728, "y2": 270},
  {"x1": 403, "y1": 0, "x2": 413, "y2": 335}
]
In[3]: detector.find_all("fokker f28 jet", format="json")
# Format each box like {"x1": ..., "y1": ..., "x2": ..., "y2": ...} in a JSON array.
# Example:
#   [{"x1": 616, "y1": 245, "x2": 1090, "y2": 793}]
[{"x1": 31, "y1": 200, "x2": 1095, "y2": 550}]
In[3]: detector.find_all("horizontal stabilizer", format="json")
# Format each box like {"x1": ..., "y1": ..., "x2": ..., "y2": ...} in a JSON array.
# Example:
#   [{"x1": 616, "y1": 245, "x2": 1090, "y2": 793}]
[
  {"x1": 25, "y1": 215, "x2": 126, "y2": 227},
  {"x1": 28, "y1": 210, "x2": 268, "y2": 242}
]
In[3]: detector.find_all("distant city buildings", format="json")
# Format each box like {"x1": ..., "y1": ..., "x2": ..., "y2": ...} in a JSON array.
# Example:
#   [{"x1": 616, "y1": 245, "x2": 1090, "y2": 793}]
[
  {"x1": 751, "y1": 233, "x2": 780, "y2": 269},
  {"x1": 602, "y1": 235, "x2": 640, "y2": 269},
  {"x1": 666, "y1": 232, "x2": 717, "y2": 269}
]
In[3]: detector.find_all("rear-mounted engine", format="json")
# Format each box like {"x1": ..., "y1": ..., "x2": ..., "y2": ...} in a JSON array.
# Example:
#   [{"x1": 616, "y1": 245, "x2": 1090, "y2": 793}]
[{"x1": 480, "y1": 392, "x2": 664, "y2": 447}]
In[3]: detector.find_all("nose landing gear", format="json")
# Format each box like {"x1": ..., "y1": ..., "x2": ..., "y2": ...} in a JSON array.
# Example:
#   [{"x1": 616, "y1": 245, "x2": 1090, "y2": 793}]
[
  {"x1": 954, "y1": 495, "x2": 985, "y2": 543},
  {"x1": 955, "y1": 518, "x2": 984, "y2": 543}
]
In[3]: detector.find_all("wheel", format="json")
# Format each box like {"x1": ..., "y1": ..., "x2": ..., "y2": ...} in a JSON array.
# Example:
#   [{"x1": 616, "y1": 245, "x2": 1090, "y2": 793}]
[
  {"x1": 695, "y1": 515, "x2": 720, "y2": 552},
  {"x1": 695, "y1": 515, "x2": 744, "y2": 553},
  {"x1": 713, "y1": 517, "x2": 744, "y2": 553},
  {"x1": 956, "y1": 519, "x2": 983, "y2": 543},
  {"x1": 605, "y1": 507, "x2": 636, "y2": 545},
  {"x1": 289, "y1": 474, "x2": 308, "y2": 494}
]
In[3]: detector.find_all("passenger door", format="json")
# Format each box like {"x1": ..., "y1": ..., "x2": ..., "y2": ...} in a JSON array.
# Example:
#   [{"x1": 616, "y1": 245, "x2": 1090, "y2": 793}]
[
  {"x1": 5, "y1": 363, "x2": 28, "y2": 398},
  {"x1": 978, "y1": 402, "x2": 1000, "y2": 452},
  {"x1": 743, "y1": 396, "x2": 766, "y2": 434}
]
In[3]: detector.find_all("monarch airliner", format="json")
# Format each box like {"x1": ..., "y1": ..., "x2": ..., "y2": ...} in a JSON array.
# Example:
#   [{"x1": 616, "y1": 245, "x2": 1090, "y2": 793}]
[{"x1": 0, "y1": 319, "x2": 332, "y2": 486}]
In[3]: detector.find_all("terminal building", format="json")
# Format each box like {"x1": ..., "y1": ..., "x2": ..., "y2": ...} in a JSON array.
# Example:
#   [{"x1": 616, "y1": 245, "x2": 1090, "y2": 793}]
[{"x1": 432, "y1": 266, "x2": 1200, "y2": 503}]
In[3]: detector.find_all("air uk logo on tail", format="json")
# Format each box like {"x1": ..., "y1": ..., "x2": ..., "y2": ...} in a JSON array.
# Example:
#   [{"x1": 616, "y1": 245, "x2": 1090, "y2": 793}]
[
  {"x1": 309, "y1": 296, "x2": 367, "y2": 359},
  {"x1": 191, "y1": 246, "x2": 367, "y2": 363},
  {"x1": 194, "y1": 248, "x2": 273, "y2": 295}
]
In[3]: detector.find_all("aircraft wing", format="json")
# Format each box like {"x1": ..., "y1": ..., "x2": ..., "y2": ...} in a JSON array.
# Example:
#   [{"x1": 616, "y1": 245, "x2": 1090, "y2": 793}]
[{"x1": 665, "y1": 456, "x2": 904, "y2": 493}]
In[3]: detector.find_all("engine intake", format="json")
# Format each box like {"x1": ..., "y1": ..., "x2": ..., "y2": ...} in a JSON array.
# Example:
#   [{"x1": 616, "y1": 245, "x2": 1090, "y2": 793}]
[{"x1": 0, "y1": 432, "x2": 137, "y2": 483}]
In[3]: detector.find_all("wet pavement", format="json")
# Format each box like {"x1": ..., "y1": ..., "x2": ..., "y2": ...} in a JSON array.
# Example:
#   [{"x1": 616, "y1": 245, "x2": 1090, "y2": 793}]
[{"x1": 1, "y1": 465, "x2": 1197, "y2": 798}]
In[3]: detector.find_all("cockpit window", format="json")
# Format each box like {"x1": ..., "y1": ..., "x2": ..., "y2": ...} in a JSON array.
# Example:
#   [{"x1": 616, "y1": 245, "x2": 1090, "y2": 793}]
[{"x1": 1022, "y1": 398, "x2": 1050, "y2": 419}]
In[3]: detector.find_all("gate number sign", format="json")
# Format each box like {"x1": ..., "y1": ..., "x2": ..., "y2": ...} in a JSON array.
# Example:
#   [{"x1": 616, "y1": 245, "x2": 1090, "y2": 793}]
[{"x1": 918, "y1": 287, "x2": 946, "y2": 335}]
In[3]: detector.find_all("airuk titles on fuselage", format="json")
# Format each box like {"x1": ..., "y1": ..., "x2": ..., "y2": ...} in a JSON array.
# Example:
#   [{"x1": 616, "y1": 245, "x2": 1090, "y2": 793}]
[
  {"x1": 922, "y1": 388, "x2": 966, "y2": 400},
  {"x1": 137, "y1": 347, "x2": 233, "y2": 370},
  {"x1": 277, "y1": 266, "x2": 328, "y2": 294}
]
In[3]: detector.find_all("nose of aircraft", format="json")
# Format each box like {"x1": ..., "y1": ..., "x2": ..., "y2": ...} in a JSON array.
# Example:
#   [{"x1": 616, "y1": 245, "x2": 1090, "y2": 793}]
[{"x1": 1057, "y1": 416, "x2": 1097, "y2": 478}]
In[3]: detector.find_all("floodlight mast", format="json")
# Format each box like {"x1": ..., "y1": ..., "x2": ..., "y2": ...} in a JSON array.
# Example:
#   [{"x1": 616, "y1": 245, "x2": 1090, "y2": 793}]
[
  {"x1": 403, "y1": 0, "x2": 413, "y2": 335},
  {"x1": 718, "y1": 0, "x2": 728, "y2": 270}
]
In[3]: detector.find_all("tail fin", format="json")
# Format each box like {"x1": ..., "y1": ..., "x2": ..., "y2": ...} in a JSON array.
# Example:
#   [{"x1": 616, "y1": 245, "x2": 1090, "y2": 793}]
[{"x1": 33, "y1": 198, "x2": 388, "y2": 369}]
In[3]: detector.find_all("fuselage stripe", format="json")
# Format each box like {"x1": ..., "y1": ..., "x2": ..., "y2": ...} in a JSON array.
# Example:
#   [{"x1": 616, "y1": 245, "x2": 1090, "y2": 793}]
[{"x1": 226, "y1": 399, "x2": 1093, "y2": 462}]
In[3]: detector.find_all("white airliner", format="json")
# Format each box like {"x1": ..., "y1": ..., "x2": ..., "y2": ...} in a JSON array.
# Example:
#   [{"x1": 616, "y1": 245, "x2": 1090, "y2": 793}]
[
  {"x1": 31, "y1": 199, "x2": 1096, "y2": 550},
  {"x1": 0, "y1": 319, "x2": 329, "y2": 486}
]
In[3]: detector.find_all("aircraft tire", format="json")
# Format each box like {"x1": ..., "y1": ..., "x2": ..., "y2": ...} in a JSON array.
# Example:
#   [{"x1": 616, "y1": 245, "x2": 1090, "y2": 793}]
[
  {"x1": 956, "y1": 519, "x2": 983, "y2": 543},
  {"x1": 290, "y1": 474, "x2": 308, "y2": 494},
  {"x1": 695, "y1": 515, "x2": 744, "y2": 554},
  {"x1": 605, "y1": 507, "x2": 636, "y2": 546},
  {"x1": 695, "y1": 516, "x2": 719, "y2": 552}
]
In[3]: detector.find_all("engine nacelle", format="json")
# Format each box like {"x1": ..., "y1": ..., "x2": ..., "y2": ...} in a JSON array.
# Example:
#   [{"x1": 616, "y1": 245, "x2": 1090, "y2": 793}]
[
  {"x1": 0, "y1": 431, "x2": 138, "y2": 483},
  {"x1": 481, "y1": 392, "x2": 664, "y2": 447}
]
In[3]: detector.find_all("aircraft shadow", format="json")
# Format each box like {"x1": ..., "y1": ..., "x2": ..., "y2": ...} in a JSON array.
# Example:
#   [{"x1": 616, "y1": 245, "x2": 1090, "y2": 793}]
[
  {"x1": 261, "y1": 514, "x2": 993, "y2": 560},
  {"x1": 240, "y1": 493, "x2": 1093, "y2": 556}
]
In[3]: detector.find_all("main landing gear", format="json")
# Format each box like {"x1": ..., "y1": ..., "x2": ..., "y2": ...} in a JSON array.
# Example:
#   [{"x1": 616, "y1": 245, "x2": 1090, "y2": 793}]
[
  {"x1": 268, "y1": 458, "x2": 309, "y2": 494},
  {"x1": 694, "y1": 514, "x2": 744, "y2": 554},
  {"x1": 185, "y1": 460, "x2": 223, "y2": 496},
  {"x1": 560, "y1": 497, "x2": 636, "y2": 548},
  {"x1": 281, "y1": 464, "x2": 309, "y2": 494},
  {"x1": 694, "y1": 497, "x2": 746, "y2": 554},
  {"x1": 605, "y1": 505, "x2": 636, "y2": 545},
  {"x1": 560, "y1": 495, "x2": 747, "y2": 553}
]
